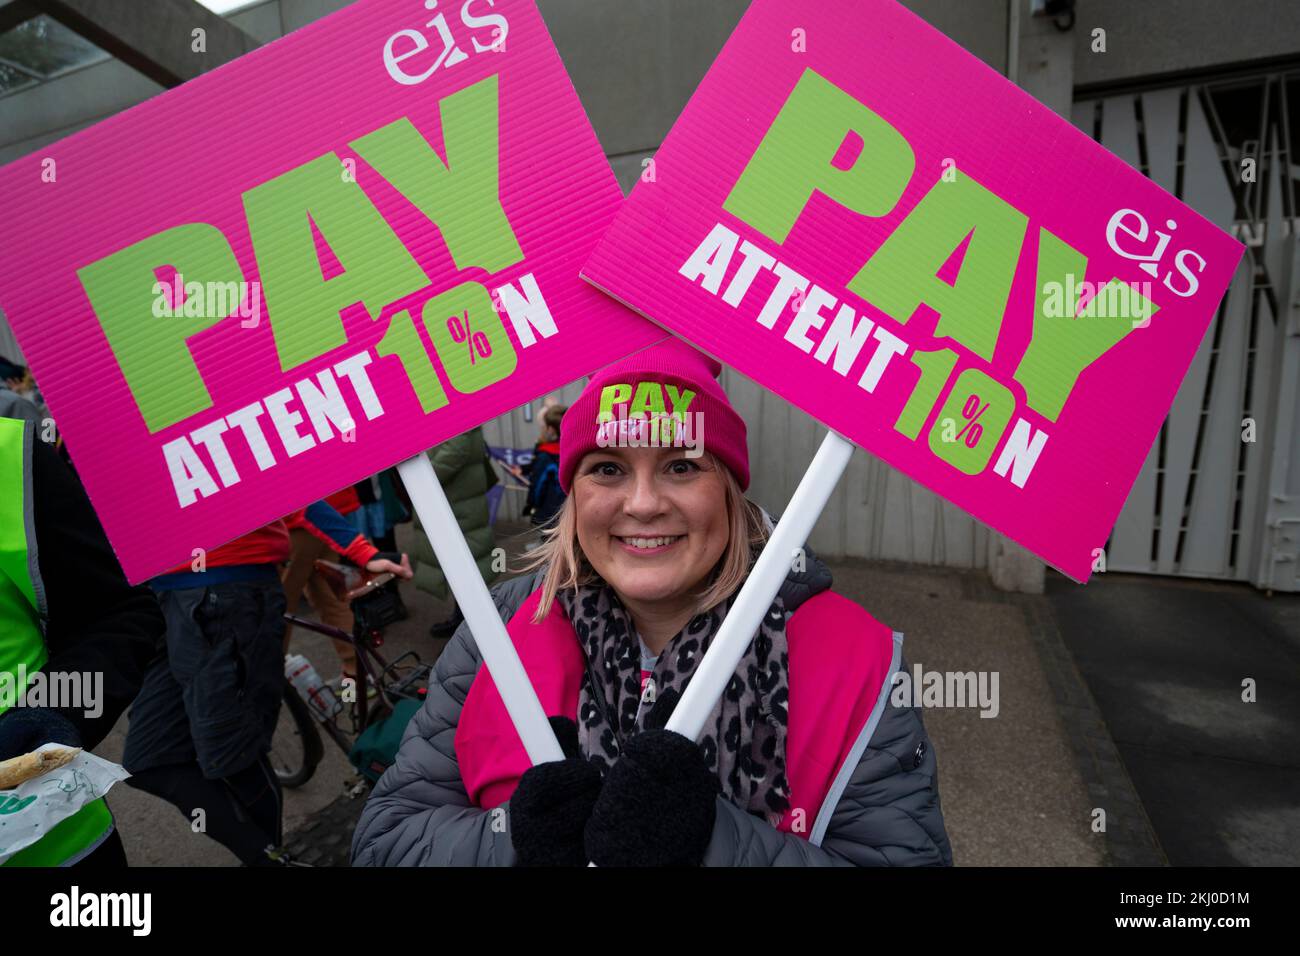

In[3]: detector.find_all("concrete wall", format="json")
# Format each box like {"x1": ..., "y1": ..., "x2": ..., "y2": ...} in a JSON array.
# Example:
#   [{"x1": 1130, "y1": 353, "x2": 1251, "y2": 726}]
[
  {"x1": 1073, "y1": 0, "x2": 1300, "y2": 89},
  {"x1": 538, "y1": 0, "x2": 1009, "y2": 189},
  {"x1": 539, "y1": 0, "x2": 749, "y2": 189},
  {"x1": 0, "y1": 0, "x2": 353, "y2": 165}
]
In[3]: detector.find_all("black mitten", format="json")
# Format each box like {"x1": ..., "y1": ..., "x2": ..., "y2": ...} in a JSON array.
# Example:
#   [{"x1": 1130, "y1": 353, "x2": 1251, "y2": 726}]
[
  {"x1": 509, "y1": 715, "x2": 603, "y2": 866},
  {"x1": 584, "y1": 689, "x2": 719, "y2": 867},
  {"x1": 0, "y1": 706, "x2": 82, "y2": 762}
]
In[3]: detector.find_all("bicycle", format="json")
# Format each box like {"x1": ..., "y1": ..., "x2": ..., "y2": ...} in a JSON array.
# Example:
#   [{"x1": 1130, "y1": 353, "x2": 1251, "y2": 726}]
[{"x1": 271, "y1": 560, "x2": 431, "y2": 790}]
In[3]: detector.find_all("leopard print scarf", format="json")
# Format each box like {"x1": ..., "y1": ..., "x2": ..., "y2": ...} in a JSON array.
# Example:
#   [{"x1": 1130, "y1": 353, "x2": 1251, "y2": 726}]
[{"x1": 558, "y1": 580, "x2": 792, "y2": 819}]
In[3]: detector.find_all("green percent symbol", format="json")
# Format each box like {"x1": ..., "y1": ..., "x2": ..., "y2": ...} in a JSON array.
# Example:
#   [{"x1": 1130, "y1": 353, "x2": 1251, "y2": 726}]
[
  {"x1": 422, "y1": 282, "x2": 518, "y2": 394},
  {"x1": 926, "y1": 368, "x2": 1016, "y2": 475}
]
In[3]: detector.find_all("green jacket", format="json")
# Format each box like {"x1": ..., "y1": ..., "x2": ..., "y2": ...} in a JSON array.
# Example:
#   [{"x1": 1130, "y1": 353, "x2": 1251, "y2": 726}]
[{"x1": 411, "y1": 427, "x2": 499, "y2": 602}]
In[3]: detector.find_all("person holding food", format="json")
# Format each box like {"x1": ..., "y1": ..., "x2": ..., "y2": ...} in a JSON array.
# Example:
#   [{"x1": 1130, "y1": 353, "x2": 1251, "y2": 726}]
[{"x1": 0, "y1": 414, "x2": 162, "y2": 867}]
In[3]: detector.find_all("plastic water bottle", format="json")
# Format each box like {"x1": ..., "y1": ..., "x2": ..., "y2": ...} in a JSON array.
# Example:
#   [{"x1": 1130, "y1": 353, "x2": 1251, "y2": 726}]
[{"x1": 285, "y1": 653, "x2": 342, "y2": 720}]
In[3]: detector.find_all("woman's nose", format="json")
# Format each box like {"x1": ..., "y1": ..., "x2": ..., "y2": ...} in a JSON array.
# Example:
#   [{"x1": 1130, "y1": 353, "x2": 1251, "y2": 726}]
[{"x1": 622, "y1": 468, "x2": 666, "y2": 518}]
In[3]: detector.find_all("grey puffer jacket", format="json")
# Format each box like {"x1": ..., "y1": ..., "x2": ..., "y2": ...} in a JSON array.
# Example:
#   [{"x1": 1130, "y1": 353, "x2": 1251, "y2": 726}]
[{"x1": 352, "y1": 552, "x2": 953, "y2": 866}]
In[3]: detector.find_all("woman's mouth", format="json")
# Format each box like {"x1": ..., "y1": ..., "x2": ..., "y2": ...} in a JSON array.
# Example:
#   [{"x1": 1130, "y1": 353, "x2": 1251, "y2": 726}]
[{"x1": 614, "y1": 534, "x2": 683, "y2": 554}]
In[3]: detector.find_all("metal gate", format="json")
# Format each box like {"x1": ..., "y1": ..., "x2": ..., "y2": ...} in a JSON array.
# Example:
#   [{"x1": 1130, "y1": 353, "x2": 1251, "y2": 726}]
[{"x1": 1073, "y1": 72, "x2": 1300, "y2": 591}]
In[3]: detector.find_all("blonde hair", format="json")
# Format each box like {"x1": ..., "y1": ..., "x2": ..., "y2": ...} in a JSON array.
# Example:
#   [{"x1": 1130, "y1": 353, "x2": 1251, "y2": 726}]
[
  {"x1": 516, "y1": 452, "x2": 769, "y2": 624},
  {"x1": 543, "y1": 404, "x2": 567, "y2": 434}
]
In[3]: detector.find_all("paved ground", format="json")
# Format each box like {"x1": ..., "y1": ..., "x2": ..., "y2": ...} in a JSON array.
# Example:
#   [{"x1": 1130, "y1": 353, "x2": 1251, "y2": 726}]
[
  {"x1": 104, "y1": 518, "x2": 1299, "y2": 868},
  {"x1": 1046, "y1": 570, "x2": 1300, "y2": 866},
  {"x1": 830, "y1": 557, "x2": 1107, "y2": 867}
]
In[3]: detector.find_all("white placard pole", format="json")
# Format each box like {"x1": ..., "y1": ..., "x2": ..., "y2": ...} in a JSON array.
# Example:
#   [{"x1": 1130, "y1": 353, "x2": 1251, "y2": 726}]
[
  {"x1": 397, "y1": 452, "x2": 564, "y2": 764},
  {"x1": 664, "y1": 430, "x2": 855, "y2": 742}
]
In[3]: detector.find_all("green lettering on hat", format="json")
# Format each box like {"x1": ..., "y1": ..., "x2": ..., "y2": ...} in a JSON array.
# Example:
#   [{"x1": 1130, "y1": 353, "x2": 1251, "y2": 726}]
[{"x1": 598, "y1": 383, "x2": 632, "y2": 421}]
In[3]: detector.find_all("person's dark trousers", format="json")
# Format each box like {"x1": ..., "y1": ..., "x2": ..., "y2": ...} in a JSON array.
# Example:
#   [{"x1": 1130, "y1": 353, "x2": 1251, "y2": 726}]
[
  {"x1": 430, "y1": 604, "x2": 464, "y2": 640},
  {"x1": 123, "y1": 573, "x2": 288, "y2": 864},
  {"x1": 71, "y1": 828, "x2": 129, "y2": 868},
  {"x1": 126, "y1": 755, "x2": 283, "y2": 865}
]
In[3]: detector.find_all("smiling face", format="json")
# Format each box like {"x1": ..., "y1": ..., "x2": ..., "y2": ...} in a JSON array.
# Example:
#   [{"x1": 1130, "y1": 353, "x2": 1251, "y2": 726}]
[{"x1": 572, "y1": 445, "x2": 730, "y2": 610}]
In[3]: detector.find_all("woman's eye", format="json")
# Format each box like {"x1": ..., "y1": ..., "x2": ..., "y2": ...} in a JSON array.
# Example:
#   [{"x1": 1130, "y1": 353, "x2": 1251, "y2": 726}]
[
  {"x1": 590, "y1": 461, "x2": 622, "y2": 477},
  {"x1": 668, "y1": 459, "x2": 701, "y2": 475}
]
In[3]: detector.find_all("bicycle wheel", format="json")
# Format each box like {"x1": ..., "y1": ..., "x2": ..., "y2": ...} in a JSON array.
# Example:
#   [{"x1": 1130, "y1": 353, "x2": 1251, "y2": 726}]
[{"x1": 271, "y1": 679, "x2": 325, "y2": 788}]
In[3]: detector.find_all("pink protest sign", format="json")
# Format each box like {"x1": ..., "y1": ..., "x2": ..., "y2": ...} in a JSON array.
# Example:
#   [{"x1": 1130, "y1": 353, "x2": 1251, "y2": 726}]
[
  {"x1": 583, "y1": 0, "x2": 1245, "y2": 583},
  {"x1": 0, "y1": 0, "x2": 663, "y2": 583}
]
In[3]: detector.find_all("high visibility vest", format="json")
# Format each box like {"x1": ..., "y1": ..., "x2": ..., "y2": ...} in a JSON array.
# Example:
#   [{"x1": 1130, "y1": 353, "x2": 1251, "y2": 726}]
[{"x1": 0, "y1": 416, "x2": 113, "y2": 866}]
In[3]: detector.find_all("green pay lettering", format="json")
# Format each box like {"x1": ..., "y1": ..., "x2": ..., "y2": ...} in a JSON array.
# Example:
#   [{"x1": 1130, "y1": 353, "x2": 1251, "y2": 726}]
[
  {"x1": 243, "y1": 152, "x2": 428, "y2": 374},
  {"x1": 629, "y1": 382, "x2": 661, "y2": 417},
  {"x1": 849, "y1": 171, "x2": 1027, "y2": 364},
  {"x1": 78, "y1": 224, "x2": 244, "y2": 433},
  {"x1": 629, "y1": 382, "x2": 695, "y2": 417},
  {"x1": 722, "y1": 66, "x2": 1143, "y2": 427},
  {"x1": 723, "y1": 68, "x2": 915, "y2": 244},
  {"x1": 665, "y1": 385, "x2": 695, "y2": 415},
  {"x1": 251, "y1": 73, "x2": 520, "y2": 373},
  {"x1": 1015, "y1": 229, "x2": 1157, "y2": 421},
  {"x1": 597, "y1": 382, "x2": 695, "y2": 420},
  {"x1": 80, "y1": 73, "x2": 520, "y2": 434},
  {"x1": 350, "y1": 74, "x2": 522, "y2": 275},
  {"x1": 598, "y1": 383, "x2": 631, "y2": 421}
]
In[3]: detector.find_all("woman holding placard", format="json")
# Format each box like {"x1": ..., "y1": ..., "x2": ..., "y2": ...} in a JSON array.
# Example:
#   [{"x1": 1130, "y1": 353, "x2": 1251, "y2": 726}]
[{"x1": 352, "y1": 339, "x2": 952, "y2": 867}]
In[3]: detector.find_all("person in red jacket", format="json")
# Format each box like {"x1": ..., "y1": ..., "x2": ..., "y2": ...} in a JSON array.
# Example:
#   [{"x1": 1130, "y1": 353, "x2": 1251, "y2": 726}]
[
  {"x1": 280, "y1": 488, "x2": 409, "y2": 682},
  {"x1": 122, "y1": 500, "x2": 408, "y2": 865},
  {"x1": 513, "y1": 403, "x2": 567, "y2": 528}
]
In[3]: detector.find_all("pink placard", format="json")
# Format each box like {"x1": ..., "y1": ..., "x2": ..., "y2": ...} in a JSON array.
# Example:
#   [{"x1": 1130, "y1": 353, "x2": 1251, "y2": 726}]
[
  {"x1": 583, "y1": 0, "x2": 1244, "y2": 583},
  {"x1": 0, "y1": 0, "x2": 663, "y2": 583}
]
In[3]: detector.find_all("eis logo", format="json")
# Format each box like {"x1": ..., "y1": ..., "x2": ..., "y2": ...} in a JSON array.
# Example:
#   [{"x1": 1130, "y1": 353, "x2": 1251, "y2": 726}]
[
  {"x1": 382, "y1": 0, "x2": 509, "y2": 85},
  {"x1": 1105, "y1": 208, "x2": 1207, "y2": 298}
]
